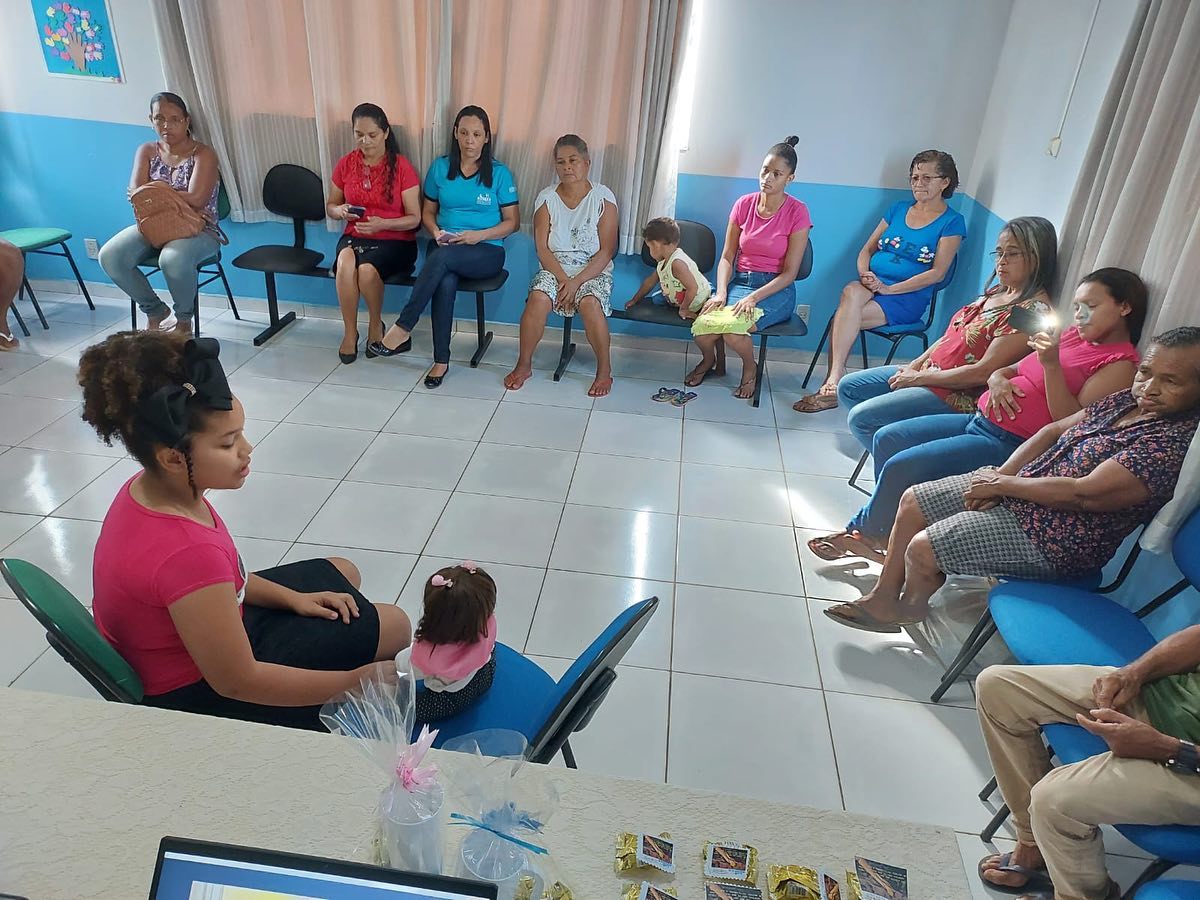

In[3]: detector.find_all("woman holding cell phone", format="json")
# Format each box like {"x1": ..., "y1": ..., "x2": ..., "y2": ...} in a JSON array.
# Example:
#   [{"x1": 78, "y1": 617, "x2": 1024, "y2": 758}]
[
  {"x1": 816, "y1": 267, "x2": 1147, "y2": 588},
  {"x1": 370, "y1": 105, "x2": 520, "y2": 388},
  {"x1": 326, "y1": 103, "x2": 422, "y2": 364}
]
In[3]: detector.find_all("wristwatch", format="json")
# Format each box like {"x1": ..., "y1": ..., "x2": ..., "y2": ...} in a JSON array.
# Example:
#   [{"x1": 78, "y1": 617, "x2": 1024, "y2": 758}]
[{"x1": 1166, "y1": 740, "x2": 1200, "y2": 775}]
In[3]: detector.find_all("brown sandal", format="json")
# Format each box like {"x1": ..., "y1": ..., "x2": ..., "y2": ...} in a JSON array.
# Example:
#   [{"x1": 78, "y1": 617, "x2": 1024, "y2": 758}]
[
  {"x1": 793, "y1": 391, "x2": 839, "y2": 413},
  {"x1": 734, "y1": 376, "x2": 756, "y2": 399},
  {"x1": 808, "y1": 531, "x2": 886, "y2": 564}
]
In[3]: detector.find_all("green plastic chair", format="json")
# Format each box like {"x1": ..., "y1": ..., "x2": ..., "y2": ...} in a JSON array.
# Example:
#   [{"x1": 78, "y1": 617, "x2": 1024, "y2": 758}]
[
  {"x1": 133, "y1": 182, "x2": 241, "y2": 334},
  {"x1": 1, "y1": 559, "x2": 144, "y2": 704},
  {"x1": 0, "y1": 226, "x2": 96, "y2": 333}
]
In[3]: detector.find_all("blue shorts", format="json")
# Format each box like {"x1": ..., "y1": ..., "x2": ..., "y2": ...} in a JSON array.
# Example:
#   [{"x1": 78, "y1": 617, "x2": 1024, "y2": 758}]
[
  {"x1": 875, "y1": 286, "x2": 932, "y2": 326},
  {"x1": 728, "y1": 271, "x2": 796, "y2": 330}
]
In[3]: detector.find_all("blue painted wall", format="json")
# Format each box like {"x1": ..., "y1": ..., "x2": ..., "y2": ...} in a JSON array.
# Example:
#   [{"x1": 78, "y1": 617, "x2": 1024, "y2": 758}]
[{"x1": 1, "y1": 111, "x2": 1006, "y2": 352}]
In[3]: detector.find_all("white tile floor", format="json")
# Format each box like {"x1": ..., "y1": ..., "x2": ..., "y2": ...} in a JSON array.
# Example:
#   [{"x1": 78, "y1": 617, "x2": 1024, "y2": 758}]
[{"x1": 3, "y1": 289, "x2": 1196, "y2": 896}]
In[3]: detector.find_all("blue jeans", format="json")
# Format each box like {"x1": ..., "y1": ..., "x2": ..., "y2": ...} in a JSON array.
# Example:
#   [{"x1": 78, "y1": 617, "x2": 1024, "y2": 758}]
[
  {"x1": 99, "y1": 224, "x2": 220, "y2": 319},
  {"x1": 839, "y1": 366, "x2": 957, "y2": 452},
  {"x1": 728, "y1": 271, "x2": 796, "y2": 330},
  {"x1": 395, "y1": 243, "x2": 505, "y2": 364},
  {"x1": 848, "y1": 412, "x2": 1024, "y2": 539}
]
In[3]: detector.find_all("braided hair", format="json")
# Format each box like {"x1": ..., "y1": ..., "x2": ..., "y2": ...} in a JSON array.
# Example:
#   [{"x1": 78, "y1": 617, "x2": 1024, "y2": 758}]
[{"x1": 351, "y1": 102, "x2": 401, "y2": 204}]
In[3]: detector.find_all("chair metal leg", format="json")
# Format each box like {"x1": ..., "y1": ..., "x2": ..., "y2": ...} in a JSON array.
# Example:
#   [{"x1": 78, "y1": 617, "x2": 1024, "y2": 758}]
[
  {"x1": 802, "y1": 317, "x2": 833, "y2": 388},
  {"x1": 714, "y1": 336, "x2": 727, "y2": 375},
  {"x1": 193, "y1": 293, "x2": 201, "y2": 337},
  {"x1": 130, "y1": 297, "x2": 138, "y2": 330},
  {"x1": 10, "y1": 301, "x2": 30, "y2": 337},
  {"x1": 882, "y1": 338, "x2": 902, "y2": 365},
  {"x1": 980, "y1": 803, "x2": 1010, "y2": 842},
  {"x1": 979, "y1": 776, "x2": 998, "y2": 801},
  {"x1": 848, "y1": 449, "x2": 870, "y2": 491},
  {"x1": 60, "y1": 242, "x2": 95, "y2": 309},
  {"x1": 217, "y1": 262, "x2": 240, "y2": 320},
  {"x1": 469, "y1": 291, "x2": 493, "y2": 367},
  {"x1": 561, "y1": 739, "x2": 578, "y2": 769},
  {"x1": 931, "y1": 613, "x2": 997, "y2": 703},
  {"x1": 1122, "y1": 858, "x2": 1177, "y2": 900},
  {"x1": 859, "y1": 332, "x2": 868, "y2": 369},
  {"x1": 554, "y1": 315, "x2": 575, "y2": 382},
  {"x1": 252, "y1": 272, "x2": 296, "y2": 346},
  {"x1": 752, "y1": 335, "x2": 769, "y2": 408},
  {"x1": 22, "y1": 277, "x2": 49, "y2": 330}
]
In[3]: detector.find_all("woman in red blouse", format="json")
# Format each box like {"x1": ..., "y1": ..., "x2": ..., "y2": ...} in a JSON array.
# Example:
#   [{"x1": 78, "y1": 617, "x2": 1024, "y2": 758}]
[{"x1": 326, "y1": 103, "x2": 422, "y2": 363}]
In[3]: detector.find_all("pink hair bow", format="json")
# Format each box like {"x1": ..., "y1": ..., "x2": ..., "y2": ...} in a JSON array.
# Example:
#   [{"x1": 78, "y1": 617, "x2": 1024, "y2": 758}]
[
  {"x1": 431, "y1": 574, "x2": 453, "y2": 588},
  {"x1": 396, "y1": 724, "x2": 439, "y2": 792},
  {"x1": 460, "y1": 560, "x2": 478, "y2": 573}
]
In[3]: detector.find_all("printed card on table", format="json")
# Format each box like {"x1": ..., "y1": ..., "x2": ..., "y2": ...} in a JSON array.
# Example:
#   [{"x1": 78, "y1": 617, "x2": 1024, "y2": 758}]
[
  {"x1": 854, "y1": 857, "x2": 908, "y2": 900},
  {"x1": 704, "y1": 882, "x2": 763, "y2": 900}
]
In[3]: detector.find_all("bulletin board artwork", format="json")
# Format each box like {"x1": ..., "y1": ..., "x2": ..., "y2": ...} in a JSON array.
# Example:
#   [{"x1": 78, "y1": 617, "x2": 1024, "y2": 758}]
[{"x1": 32, "y1": 0, "x2": 124, "y2": 82}]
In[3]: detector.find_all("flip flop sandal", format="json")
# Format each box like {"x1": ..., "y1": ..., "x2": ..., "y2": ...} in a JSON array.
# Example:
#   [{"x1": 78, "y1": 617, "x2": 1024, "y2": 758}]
[
  {"x1": 812, "y1": 531, "x2": 886, "y2": 565},
  {"x1": 809, "y1": 531, "x2": 857, "y2": 561},
  {"x1": 670, "y1": 391, "x2": 698, "y2": 407},
  {"x1": 793, "y1": 391, "x2": 839, "y2": 413},
  {"x1": 734, "y1": 378, "x2": 756, "y2": 399},
  {"x1": 684, "y1": 367, "x2": 716, "y2": 388},
  {"x1": 976, "y1": 853, "x2": 1053, "y2": 895},
  {"x1": 821, "y1": 602, "x2": 903, "y2": 634},
  {"x1": 652, "y1": 387, "x2": 682, "y2": 402},
  {"x1": 0, "y1": 331, "x2": 18, "y2": 351}
]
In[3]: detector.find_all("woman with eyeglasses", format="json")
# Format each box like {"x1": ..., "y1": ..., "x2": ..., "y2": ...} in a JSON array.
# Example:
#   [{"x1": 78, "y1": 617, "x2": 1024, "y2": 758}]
[
  {"x1": 794, "y1": 150, "x2": 966, "y2": 413},
  {"x1": 99, "y1": 92, "x2": 221, "y2": 334},
  {"x1": 811, "y1": 267, "x2": 1145, "y2": 570}
]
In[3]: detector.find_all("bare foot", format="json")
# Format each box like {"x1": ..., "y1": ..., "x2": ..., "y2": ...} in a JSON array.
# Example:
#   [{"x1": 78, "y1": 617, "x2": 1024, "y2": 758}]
[
  {"x1": 0, "y1": 331, "x2": 18, "y2": 351},
  {"x1": 685, "y1": 360, "x2": 714, "y2": 387},
  {"x1": 734, "y1": 375, "x2": 756, "y2": 399},
  {"x1": 979, "y1": 842, "x2": 1047, "y2": 890},
  {"x1": 588, "y1": 374, "x2": 613, "y2": 398},
  {"x1": 147, "y1": 312, "x2": 172, "y2": 331},
  {"x1": 339, "y1": 332, "x2": 358, "y2": 356},
  {"x1": 173, "y1": 320, "x2": 193, "y2": 336},
  {"x1": 504, "y1": 366, "x2": 532, "y2": 391}
]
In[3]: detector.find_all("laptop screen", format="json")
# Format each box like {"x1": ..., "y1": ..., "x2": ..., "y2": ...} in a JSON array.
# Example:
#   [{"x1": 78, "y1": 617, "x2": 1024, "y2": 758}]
[{"x1": 149, "y1": 838, "x2": 497, "y2": 900}]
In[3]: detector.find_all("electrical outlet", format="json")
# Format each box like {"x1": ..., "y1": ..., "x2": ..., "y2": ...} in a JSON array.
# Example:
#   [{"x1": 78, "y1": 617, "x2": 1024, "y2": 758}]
[
  {"x1": 84, "y1": 238, "x2": 99, "y2": 259},
  {"x1": 1046, "y1": 136, "x2": 1062, "y2": 158},
  {"x1": 796, "y1": 304, "x2": 810, "y2": 324}
]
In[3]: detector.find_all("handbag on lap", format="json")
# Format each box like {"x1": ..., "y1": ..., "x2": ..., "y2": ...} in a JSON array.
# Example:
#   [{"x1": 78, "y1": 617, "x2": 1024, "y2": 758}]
[{"x1": 129, "y1": 181, "x2": 226, "y2": 248}]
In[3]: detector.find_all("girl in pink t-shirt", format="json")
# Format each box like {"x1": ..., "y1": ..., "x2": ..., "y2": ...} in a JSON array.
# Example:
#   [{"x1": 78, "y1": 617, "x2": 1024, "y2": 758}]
[
  {"x1": 81, "y1": 331, "x2": 412, "y2": 730},
  {"x1": 408, "y1": 562, "x2": 498, "y2": 722},
  {"x1": 688, "y1": 136, "x2": 813, "y2": 400}
]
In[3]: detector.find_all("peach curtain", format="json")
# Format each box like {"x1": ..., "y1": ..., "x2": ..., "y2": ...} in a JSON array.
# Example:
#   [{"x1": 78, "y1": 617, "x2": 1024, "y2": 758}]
[{"x1": 150, "y1": 0, "x2": 693, "y2": 244}]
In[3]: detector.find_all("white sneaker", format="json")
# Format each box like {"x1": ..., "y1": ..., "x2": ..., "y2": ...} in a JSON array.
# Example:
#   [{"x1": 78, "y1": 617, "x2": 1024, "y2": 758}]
[{"x1": 156, "y1": 313, "x2": 178, "y2": 331}]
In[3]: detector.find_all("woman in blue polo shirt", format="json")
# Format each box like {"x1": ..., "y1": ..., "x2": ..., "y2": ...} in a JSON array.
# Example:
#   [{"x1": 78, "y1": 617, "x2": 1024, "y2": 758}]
[{"x1": 370, "y1": 105, "x2": 520, "y2": 388}]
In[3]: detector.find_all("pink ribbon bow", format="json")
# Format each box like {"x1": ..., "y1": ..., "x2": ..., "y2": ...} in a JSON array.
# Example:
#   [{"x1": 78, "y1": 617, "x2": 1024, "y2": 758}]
[{"x1": 396, "y1": 725, "x2": 439, "y2": 792}]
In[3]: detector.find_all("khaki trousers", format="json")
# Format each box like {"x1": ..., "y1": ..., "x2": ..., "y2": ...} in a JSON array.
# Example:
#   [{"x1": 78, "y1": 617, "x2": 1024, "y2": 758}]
[{"x1": 976, "y1": 665, "x2": 1200, "y2": 900}]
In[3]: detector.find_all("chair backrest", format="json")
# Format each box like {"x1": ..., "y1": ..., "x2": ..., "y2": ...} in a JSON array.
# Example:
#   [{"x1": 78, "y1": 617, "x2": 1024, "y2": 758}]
[
  {"x1": 216, "y1": 181, "x2": 231, "y2": 221},
  {"x1": 640, "y1": 220, "x2": 717, "y2": 273},
  {"x1": 261, "y1": 164, "x2": 326, "y2": 249},
  {"x1": 796, "y1": 237, "x2": 814, "y2": 281},
  {"x1": 0, "y1": 559, "x2": 144, "y2": 703},
  {"x1": 526, "y1": 597, "x2": 658, "y2": 763},
  {"x1": 920, "y1": 253, "x2": 959, "y2": 330},
  {"x1": 1172, "y1": 505, "x2": 1200, "y2": 587}
]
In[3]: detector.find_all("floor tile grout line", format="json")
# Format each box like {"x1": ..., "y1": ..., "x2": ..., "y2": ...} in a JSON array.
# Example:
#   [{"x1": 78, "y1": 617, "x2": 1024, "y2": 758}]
[{"x1": 6, "y1": 647, "x2": 50, "y2": 687}]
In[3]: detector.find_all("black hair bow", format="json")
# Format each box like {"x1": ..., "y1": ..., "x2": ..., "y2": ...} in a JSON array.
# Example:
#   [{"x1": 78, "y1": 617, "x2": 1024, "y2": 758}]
[{"x1": 137, "y1": 338, "x2": 233, "y2": 448}]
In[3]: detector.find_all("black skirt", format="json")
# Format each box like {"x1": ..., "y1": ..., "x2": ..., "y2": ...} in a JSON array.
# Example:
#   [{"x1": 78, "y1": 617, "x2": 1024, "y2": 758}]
[
  {"x1": 332, "y1": 235, "x2": 418, "y2": 281},
  {"x1": 142, "y1": 558, "x2": 381, "y2": 731}
]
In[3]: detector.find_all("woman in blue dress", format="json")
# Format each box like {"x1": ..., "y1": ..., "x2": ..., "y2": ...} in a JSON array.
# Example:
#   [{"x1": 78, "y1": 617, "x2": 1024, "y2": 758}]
[{"x1": 794, "y1": 150, "x2": 966, "y2": 413}]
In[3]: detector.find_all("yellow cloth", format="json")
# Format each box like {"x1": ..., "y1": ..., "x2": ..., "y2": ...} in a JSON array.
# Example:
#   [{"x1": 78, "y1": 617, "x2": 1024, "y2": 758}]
[{"x1": 691, "y1": 305, "x2": 763, "y2": 336}]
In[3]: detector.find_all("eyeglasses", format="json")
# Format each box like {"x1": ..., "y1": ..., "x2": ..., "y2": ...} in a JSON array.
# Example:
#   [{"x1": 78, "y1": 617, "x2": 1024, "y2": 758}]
[
  {"x1": 910, "y1": 174, "x2": 946, "y2": 185},
  {"x1": 152, "y1": 116, "x2": 185, "y2": 127},
  {"x1": 990, "y1": 249, "x2": 1027, "y2": 261}
]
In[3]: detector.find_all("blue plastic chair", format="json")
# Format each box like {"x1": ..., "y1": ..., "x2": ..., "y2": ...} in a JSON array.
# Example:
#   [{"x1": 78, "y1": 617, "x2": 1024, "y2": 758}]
[
  {"x1": 977, "y1": 508, "x2": 1200, "y2": 895},
  {"x1": 418, "y1": 597, "x2": 659, "y2": 766},
  {"x1": 1137, "y1": 880, "x2": 1200, "y2": 899}
]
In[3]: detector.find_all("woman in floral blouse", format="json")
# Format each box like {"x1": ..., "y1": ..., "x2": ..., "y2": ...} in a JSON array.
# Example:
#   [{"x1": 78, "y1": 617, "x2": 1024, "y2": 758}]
[
  {"x1": 810, "y1": 216, "x2": 1057, "y2": 563},
  {"x1": 823, "y1": 326, "x2": 1200, "y2": 632}
]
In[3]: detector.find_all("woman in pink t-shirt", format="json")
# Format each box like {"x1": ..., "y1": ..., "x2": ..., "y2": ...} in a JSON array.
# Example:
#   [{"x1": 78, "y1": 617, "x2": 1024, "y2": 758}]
[
  {"x1": 687, "y1": 136, "x2": 812, "y2": 399},
  {"x1": 80, "y1": 332, "x2": 412, "y2": 730}
]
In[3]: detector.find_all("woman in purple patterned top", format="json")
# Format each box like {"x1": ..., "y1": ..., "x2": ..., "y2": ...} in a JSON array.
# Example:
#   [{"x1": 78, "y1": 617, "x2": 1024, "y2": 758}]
[
  {"x1": 823, "y1": 326, "x2": 1200, "y2": 632},
  {"x1": 99, "y1": 92, "x2": 222, "y2": 334}
]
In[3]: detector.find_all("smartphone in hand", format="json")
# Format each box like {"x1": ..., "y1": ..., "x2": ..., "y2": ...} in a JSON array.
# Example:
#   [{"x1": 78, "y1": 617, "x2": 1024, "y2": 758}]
[
  {"x1": 346, "y1": 205, "x2": 366, "y2": 218},
  {"x1": 1008, "y1": 304, "x2": 1054, "y2": 336},
  {"x1": 437, "y1": 231, "x2": 460, "y2": 244}
]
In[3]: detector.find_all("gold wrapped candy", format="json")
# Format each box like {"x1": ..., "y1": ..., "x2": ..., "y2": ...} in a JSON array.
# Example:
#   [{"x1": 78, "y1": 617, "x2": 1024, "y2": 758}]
[
  {"x1": 616, "y1": 832, "x2": 676, "y2": 875},
  {"x1": 703, "y1": 841, "x2": 760, "y2": 885},
  {"x1": 623, "y1": 881, "x2": 680, "y2": 900},
  {"x1": 767, "y1": 864, "x2": 820, "y2": 899},
  {"x1": 845, "y1": 870, "x2": 862, "y2": 900},
  {"x1": 543, "y1": 881, "x2": 574, "y2": 900},
  {"x1": 514, "y1": 875, "x2": 536, "y2": 900}
]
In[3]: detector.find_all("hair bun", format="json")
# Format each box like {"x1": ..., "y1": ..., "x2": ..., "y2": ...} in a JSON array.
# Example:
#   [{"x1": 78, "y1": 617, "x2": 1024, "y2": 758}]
[{"x1": 784, "y1": 135, "x2": 799, "y2": 147}]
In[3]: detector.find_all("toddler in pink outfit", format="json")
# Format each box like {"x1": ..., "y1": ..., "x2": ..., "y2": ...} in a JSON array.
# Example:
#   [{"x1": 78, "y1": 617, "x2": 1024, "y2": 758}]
[{"x1": 410, "y1": 562, "x2": 497, "y2": 721}]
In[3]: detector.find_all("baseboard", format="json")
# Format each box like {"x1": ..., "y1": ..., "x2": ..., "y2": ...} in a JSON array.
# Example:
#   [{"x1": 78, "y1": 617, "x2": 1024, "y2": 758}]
[{"x1": 28, "y1": 277, "x2": 907, "y2": 368}]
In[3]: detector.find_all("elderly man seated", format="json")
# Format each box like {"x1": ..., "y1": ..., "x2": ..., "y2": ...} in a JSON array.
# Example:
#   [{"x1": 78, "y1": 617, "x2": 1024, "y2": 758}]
[
  {"x1": 974, "y1": 625, "x2": 1200, "y2": 900},
  {"x1": 823, "y1": 326, "x2": 1200, "y2": 633}
]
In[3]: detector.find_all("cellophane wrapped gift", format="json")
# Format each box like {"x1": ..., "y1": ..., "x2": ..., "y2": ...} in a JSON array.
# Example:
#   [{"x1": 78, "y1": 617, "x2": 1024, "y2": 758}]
[
  {"x1": 442, "y1": 730, "x2": 574, "y2": 900},
  {"x1": 906, "y1": 575, "x2": 1014, "y2": 678},
  {"x1": 321, "y1": 651, "x2": 445, "y2": 874}
]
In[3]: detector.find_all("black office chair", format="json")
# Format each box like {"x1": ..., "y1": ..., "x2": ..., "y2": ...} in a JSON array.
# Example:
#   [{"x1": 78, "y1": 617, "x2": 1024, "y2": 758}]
[
  {"x1": 232, "y1": 164, "x2": 327, "y2": 345},
  {"x1": 133, "y1": 183, "x2": 241, "y2": 335}
]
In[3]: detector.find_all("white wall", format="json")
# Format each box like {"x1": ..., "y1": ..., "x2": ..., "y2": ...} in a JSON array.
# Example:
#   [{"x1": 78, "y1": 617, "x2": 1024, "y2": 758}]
[
  {"x1": 0, "y1": 0, "x2": 165, "y2": 124},
  {"x1": 964, "y1": 0, "x2": 1138, "y2": 227},
  {"x1": 681, "y1": 0, "x2": 1013, "y2": 189}
]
